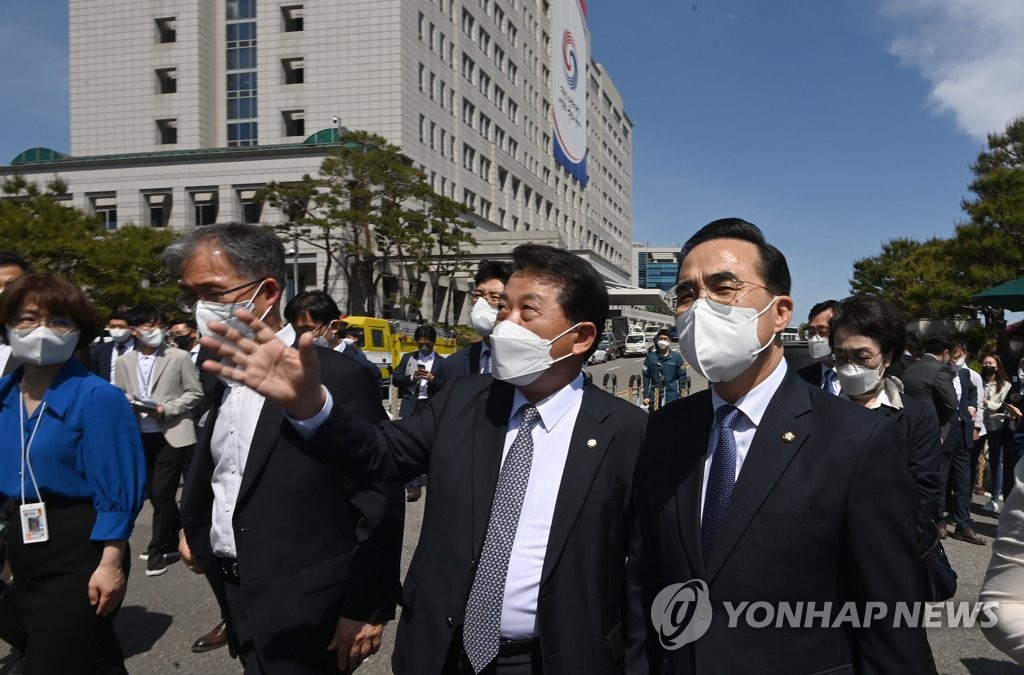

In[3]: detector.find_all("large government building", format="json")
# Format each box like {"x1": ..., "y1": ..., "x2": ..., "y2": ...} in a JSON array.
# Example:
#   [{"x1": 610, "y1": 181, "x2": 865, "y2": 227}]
[{"x1": 1, "y1": 0, "x2": 634, "y2": 321}]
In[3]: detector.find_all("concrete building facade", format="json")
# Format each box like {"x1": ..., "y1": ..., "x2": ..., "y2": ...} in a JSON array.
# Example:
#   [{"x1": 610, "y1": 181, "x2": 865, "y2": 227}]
[{"x1": 4, "y1": 0, "x2": 634, "y2": 322}]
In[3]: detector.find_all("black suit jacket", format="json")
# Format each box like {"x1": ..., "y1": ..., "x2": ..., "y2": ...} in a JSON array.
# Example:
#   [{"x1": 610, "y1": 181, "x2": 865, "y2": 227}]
[
  {"x1": 627, "y1": 371, "x2": 935, "y2": 674},
  {"x1": 311, "y1": 375, "x2": 648, "y2": 675},
  {"x1": 393, "y1": 350, "x2": 447, "y2": 418},
  {"x1": 180, "y1": 346, "x2": 404, "y2": 673},
  {"x1": 949, "y1": 368, "x2": 979, "y2": 448},
  {"x1": 445, "y1": 341, "x2": 485, "y2": 380},
  {"x1": 90, "y1": 340, "x2": 128, "y2": 383},
  {"x1": 796, "y1": 361, "x2": 826, "y2": 389},
  {"x1": 900, "y1": 356, "x2": 958, "y2": 427}
]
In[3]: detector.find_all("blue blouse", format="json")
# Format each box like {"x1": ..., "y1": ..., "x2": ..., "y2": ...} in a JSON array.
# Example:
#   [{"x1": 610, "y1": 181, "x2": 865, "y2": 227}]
[{"x1": 0, "y1": 358, "x2": 146, "y2": 541}]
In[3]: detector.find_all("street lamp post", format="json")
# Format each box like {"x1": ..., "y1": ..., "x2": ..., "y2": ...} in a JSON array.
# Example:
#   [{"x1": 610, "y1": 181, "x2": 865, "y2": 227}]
[{"x1": 292, "y1": 232, "x2": 300, "y2": 298}]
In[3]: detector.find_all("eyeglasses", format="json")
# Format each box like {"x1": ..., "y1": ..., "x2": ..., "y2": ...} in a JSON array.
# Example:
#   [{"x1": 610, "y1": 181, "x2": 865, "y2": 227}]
[
  {"x1": 9, "y1": 314, "x2": 78, "y2": 334},
  {"x1": 471, "y1": 290, "x2": 503, "y2": 304},
  {"x1": 176, "y1": 279, "x2": 262, "y2": 313},
  {"x1": 806, "y1": 326, "x2": 830, "y2": 339},
  {"x1": 831, "y1": 349, "x2": 881, "y2": 367},
  {"x1": 669, "y1": 277, "x2": 770, "y2": 313}
]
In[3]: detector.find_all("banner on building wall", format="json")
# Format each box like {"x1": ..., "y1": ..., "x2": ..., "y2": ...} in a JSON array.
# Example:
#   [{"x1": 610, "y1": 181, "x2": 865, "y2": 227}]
[{"x1": 552, "y1": 0, "x2": 588, "y2": 186}]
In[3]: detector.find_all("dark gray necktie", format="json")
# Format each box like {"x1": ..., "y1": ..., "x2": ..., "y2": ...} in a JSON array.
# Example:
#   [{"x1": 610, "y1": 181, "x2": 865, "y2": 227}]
[
  {"x1": 703, "y1": 405, "x2": 741, "y2": 567},
  {"x1": 463, "y1": 403, "x2": 542, "y2": 673}
]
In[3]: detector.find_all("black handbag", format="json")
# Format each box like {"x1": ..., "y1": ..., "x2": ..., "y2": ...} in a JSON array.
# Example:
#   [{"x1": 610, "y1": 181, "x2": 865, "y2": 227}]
[{"x1": 920, "y1": 536, "x2": 957, "y2": 602}]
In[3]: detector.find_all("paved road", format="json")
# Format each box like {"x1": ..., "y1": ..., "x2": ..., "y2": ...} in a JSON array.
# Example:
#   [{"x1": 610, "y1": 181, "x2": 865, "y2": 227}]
[{"x1": 0, "y1": 354, "x2": 1017, "y2": 673}]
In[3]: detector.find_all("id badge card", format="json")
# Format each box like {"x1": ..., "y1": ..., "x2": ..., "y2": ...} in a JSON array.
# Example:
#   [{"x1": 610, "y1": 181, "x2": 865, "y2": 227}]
[{"x1": 20, "y1": 502, "x2": 49, "y2": 544}]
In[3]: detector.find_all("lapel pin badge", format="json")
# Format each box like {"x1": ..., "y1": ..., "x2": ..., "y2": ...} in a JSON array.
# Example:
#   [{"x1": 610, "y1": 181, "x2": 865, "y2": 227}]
[
  {"x1": 587, "y1": 438, "x2": 598, "y2": 448},
  {"x1": 782, "y1": 432, "x2": 796, "y2": 443}
]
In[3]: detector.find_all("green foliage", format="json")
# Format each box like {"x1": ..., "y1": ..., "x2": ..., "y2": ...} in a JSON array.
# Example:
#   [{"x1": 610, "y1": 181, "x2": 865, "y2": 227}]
[
  {"x1": 260, "y1": 130, "x2": 474, "y2": 317},
  {"x1": 851, "y1": 116, "x2": 1024, "y2": 323},
  {"x1": 0, "y1": 176, "x2": 177, "y2": 316}
]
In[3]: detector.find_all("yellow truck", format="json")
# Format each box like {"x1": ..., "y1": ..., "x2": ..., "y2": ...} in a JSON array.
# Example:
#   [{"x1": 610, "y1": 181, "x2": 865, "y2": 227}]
[{"x1": 341, "y1": 316, "x2": 458, "y2": 387}]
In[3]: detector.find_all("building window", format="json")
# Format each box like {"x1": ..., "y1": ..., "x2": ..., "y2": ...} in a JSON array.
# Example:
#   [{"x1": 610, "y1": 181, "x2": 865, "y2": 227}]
[
  {"x1": 145, "y1": 193, "x2": 172, "y2": 227},
  {"x1": 156, "y1": 17, "x2": 176, "y2": 43},
  {"x1": 237, "y1": 189, "x2": 263, "y2": 224},
  {"x1": 418, "y1": 114, "x2": 425, "y2": 143},
  {"x1": 227, "y1": 0, "x2": 256, "y2": 20},
  {"x1": 91, "y1": 195, "x2": 117, "y2": 231},
  {"x1": 192, "y1": 191, "x2": 218, "y2": 226},
  {"x1": 156, "y1": 118, "x2": 177, "y2": 144},
  {"x1": 227, "y1": 7, "x2": 258, "y2": 146},
  {"x1": 282, "y1": 58, "x2": 304, "y2": 84},
  {"x1": 156, "y1": 68, "x2": 177, "y2": 94},
  {"x1": 282, "y1": 5, "x2": 304, "y2": 31},
  {"x1": 282, "y1": 110, "x2": 305, "y2": 137}
]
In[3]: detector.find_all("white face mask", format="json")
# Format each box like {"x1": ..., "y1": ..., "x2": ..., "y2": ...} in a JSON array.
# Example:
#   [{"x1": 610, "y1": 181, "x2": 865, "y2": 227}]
[
  {"x1": 343, "y1": 337, "x2": 357, "y2": 346},
  {"x1": 490, "y1": 320, "x2": 581, "y2": 387},
  {"x1": 194, "y1": 280, "x2": 268, "y2": 341},
  {"x1": 7, "y1": 326, "x2": 80, "y2": 366},
  {"x1": 674, "y1": 297, "x2": 778, "y2": 383},
  {"x1": 108, "y1": 327, "x2": 132, "y2": 344},
  {"x1": 836, "y1": 363, "x2": 884, "y2": 397},
  {"x1": 656, "y1": 339, "x2": 671, "y2": 351},
  {"x1": 1012, "y1": 340, "x2": 1024, "y2": 353},
  {"x1": 807, "y1": 335, "x2": 831, "y2": 361},
  {"x1": 312, "y1": 336, "x2": 330, "y2": 348},
  {"x1": 953, "y1": 356, "x2": 966, "y2": 369},
  {"x1": 137, "y1": 327, "x2": 166, "y2": 348},
  {"x1": 470, "y1": 297, "x2": 499, "y2": 337}
]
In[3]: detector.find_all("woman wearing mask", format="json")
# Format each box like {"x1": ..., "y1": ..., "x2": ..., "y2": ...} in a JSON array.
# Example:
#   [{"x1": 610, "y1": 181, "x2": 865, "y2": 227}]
[
  {"x1": 981, "y1": 354, "x2": 1019, "y2": 515},
  {"x1": 829, "y1": 295, "x2": 949, "y2": 575},
  {"x1": 0, "y1": 274, "x2": 146, "y2": 673}
]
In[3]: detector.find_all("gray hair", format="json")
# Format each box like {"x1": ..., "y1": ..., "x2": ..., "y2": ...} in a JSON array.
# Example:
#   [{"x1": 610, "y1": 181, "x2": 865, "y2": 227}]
[{"x1": 162, "y1": 223, "x2": 287, "y2": 287}]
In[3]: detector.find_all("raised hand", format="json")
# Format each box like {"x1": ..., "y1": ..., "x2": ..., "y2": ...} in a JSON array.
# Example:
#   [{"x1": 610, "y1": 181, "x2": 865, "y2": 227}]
[{"x1": 199, "y1": 308, "x2": 327, "y2": 420}]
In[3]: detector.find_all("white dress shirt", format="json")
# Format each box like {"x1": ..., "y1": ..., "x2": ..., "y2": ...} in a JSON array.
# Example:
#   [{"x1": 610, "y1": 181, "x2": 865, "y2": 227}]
[
  {"x1": 701, "y1": 359, "x2": 788, "y2": 523},
  {"x1": 416, "y1": 351, "x2": 435, "y2": 399},
  {"x1": 479, "y1": 345, "x2": 492, "y2": 374},
  {"x1": 0, "y1": 344, "x2": 11, "y2": 375},
  {"x1": 110, "y1": 338, "x2": 135, "y2": 383},
  {"x1": 499, "y1": 374, "x2": 584, "y2": 639},
  {"x1": 209, "y1": 323, "x2": 296, "y2": 558},
  {"x1": 136, "y1": 352, "x2": 161, "y2": 433}
]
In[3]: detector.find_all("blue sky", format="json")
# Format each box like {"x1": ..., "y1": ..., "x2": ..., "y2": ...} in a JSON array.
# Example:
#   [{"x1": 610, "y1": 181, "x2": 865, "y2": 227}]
[{"x1": 2, "y1": 1, "x2": 1023, "y2": 322}]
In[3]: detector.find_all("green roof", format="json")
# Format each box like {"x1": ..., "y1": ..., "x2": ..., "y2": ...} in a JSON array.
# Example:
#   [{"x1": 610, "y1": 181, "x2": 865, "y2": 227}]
[{"x1": 11, "y1": 147, "x2": 70, "y2": 165}]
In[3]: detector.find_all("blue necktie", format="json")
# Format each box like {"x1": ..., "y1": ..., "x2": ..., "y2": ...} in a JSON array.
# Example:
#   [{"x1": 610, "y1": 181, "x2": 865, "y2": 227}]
[
  {"x1": 824, "y1": 368, "x2": 840, "y2": 396},
  {"x1": 463, "y1": 404, "x2": 542, "y2": 673},
  {"x1": 703, "y1": 405, "x2": 741, "y2": 567}
]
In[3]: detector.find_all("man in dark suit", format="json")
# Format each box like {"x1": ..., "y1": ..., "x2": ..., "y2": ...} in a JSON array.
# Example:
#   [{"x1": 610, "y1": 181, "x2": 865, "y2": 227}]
[
  {"x1": 796, "y1": 299, "x2": 840, "y2": 395},
  {"x1": 198, "y1": 244, "x2": 648, "y2": 675},
  {"x1": 393, "y1": 325, "x2": 447, "y2": 419},
  {"x1": 627, "y1": 219, "x2": 934, "y2": 673},
  {"x1": 90, "y1": 310, "x2": 136, "y2": 383},
  {"x1": 446, "y1": 260, "x2": 513, "y2": 379},
  {"x1": 167, "y1": 223, "x2": 404, "y2": 673},
  {"x1": 901, "y1": 336, "x2": 960, "y2": 539},
  {"x1": 945, "y1": 342, "x2": 984, "y2": 544}
]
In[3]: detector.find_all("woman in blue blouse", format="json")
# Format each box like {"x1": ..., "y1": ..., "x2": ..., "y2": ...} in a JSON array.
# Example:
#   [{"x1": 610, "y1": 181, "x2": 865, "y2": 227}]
[{"x1": 0, "y1": 273, "x2": 146, "y2": 674}]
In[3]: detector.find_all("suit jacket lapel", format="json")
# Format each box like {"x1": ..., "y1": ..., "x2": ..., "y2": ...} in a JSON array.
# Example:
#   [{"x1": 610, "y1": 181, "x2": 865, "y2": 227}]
[
  {"x1": 472, "y1": 380, "x2": 517, "y2": 552},
  {"x1": 676, "y1": 391, "x2": 714, "y2": 578},
  {"x1": 120, "y1": 351, "x2": 140, "y2": 394},
  {"x1": 149, "y1": 346, "x2": 169, "y2": 391},
  {"x1": 539, "y1": 385, "x2": 613, "y2": 586},
  {"x1": 704, "y1": 374, "x2": 812, "y2": 582}
]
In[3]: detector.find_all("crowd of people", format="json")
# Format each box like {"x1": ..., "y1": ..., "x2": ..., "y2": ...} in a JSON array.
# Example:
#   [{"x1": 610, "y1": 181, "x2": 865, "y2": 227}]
[{"x1": 1, "y1": 219, "x2": 1024, "y2": 673}]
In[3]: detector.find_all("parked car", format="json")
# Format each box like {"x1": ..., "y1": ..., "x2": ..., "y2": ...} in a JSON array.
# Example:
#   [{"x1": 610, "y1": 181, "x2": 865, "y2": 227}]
[
  {"x1": 588, "y1": 346, "x2": 608, "y2": 365},
  {"x1": 624, "y1": 333, "x2": 649, "y2": 356},
  {"x1": 600, "y1": 332, "x2": 623, "y2": 360}
]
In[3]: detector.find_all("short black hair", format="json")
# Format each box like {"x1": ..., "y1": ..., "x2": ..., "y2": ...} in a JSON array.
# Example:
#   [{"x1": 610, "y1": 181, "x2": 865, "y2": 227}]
[
  {"x1": 284, "y1": 290, "x2": 341, "y2": 325},
  {"x1": 656, "y1": 328, "x2": 672, "y2": 340},
  {"x1": 0, "y1": 251, "x2": 32, "y2": 272},
  {"x1": 510, "y1": 244, "x2": 609, "y2": 359},
  {"x1": 923, "y1": 335, "x2": 953, "y2": 357},
  {"x1": 808, "y1": 299, "x2": 840, "y2": 323},
  {"x1": 679, "y1": 218, "x2": 791, "y2": 295},
  {"x1": 107, "y1": 310, "x2": 131, "y2": 324},
  {"x1": 169, "y1": 316, "x2": 197, "y2": 330},
  {"x1": 829, "y1": 294, "x2": 906, "y2": 364},
  {"x1": 474, "y1": 260, "x2": 512, "y2": 287},
  {"x1": 130, "y1": 305, "x2": 167, "y2": 327},
  {"x1": 414, "y1": 325, "x2": 437, "y2": 342}
]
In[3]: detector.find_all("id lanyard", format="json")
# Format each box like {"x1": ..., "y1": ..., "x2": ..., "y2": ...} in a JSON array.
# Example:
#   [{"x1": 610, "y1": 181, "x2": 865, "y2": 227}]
[{"x1": 19, "y1": 394, "x2": 50, "y2": 544}]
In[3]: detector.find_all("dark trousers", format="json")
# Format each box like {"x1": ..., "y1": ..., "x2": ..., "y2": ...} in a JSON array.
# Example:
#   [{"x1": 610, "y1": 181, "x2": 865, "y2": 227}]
[
  {"x1": 6, "y1": 499, "x2": 129, "y2": 675},
  {"x1": 945, "y1": 429, "x2": 974, "y2": 529},
  {"x1": 442, "y1": 628, "x2": 543, "y2": 675},
  {"x1": 1004, "y1": 433, "x2": 1024, "y2": 501},
  {"x1": 140, "y1": 433, "x2": 188, "y2": 557}
]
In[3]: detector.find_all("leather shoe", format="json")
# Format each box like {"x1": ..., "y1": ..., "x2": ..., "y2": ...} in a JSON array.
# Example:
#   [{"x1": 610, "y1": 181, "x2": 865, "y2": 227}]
[
  {"x1": 191, "y1": 621, "x2": 228, "y2": 653},
  {"x1": 934, "y1": 520, "x2": 947, "y2": 540},
  {"x1": 951, "y1": 528, "x2": 986, "y2": 546},
  {"x1": 406, "y1": 487, "x2": 422, "y2": 502}
]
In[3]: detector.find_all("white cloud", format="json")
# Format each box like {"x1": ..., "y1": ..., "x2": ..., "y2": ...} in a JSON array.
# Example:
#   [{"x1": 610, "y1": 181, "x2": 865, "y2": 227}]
[{"x1": 880, "y1": 0, "x2": 1024, "y2": 140}]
